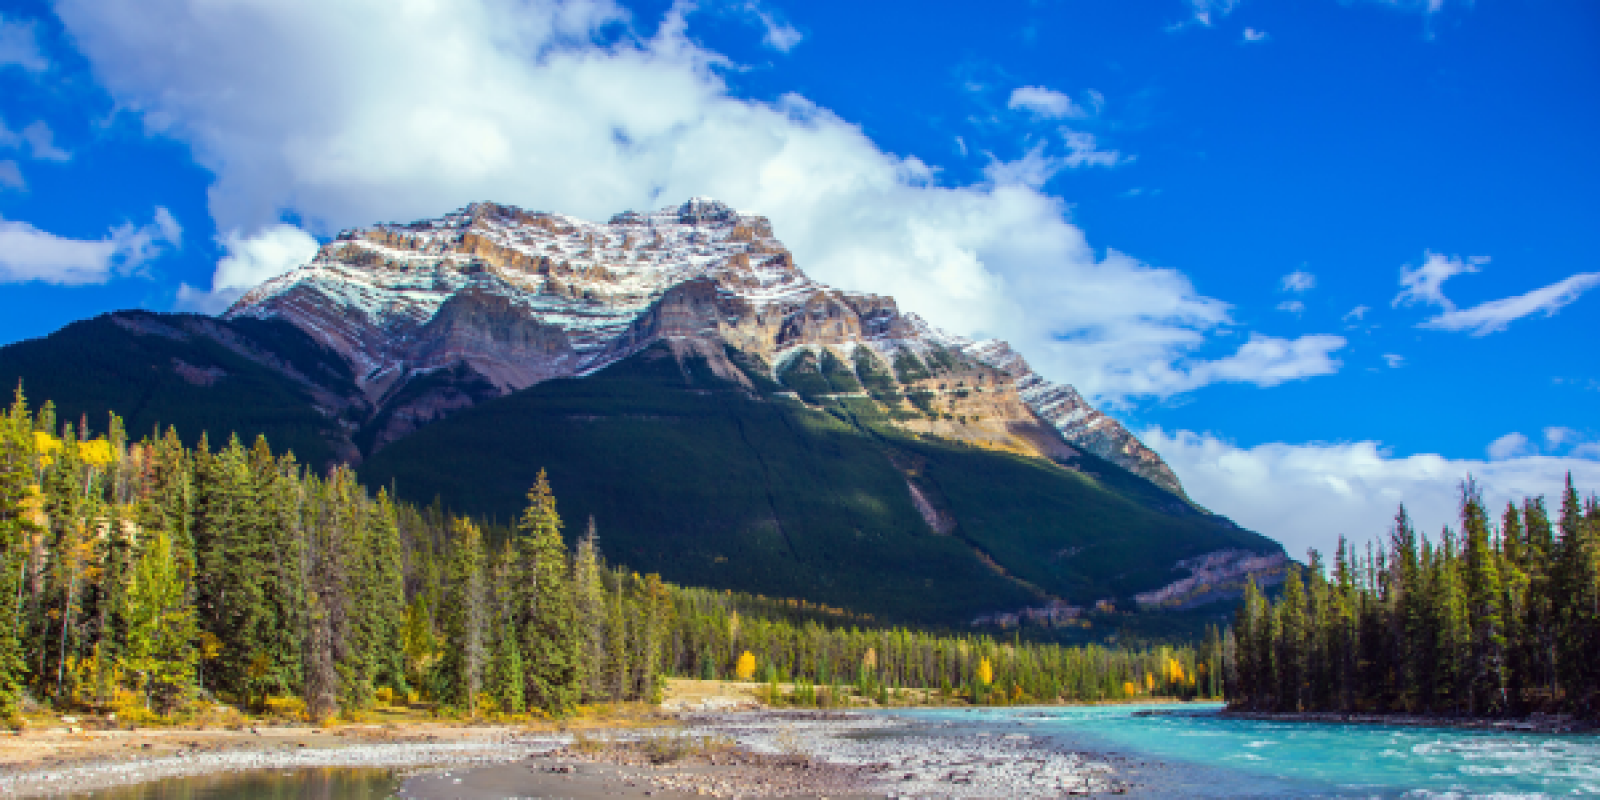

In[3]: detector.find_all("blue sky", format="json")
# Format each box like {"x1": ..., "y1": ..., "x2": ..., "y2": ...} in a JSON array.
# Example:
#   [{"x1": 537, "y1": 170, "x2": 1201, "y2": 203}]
[{"x1": 1, "y1": 0, "x2": 1596, "y2": 556}]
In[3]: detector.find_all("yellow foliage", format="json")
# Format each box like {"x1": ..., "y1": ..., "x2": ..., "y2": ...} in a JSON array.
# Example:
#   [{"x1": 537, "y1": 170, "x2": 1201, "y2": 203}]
[
  {"x1": 1167, "y1": 658, "x2": 1185, "y2": 684},
  {"x1": 33, "y1": 432, "x2": 60, "y2": 466},
  {"x1": 861, "y1": 647, "x2": 877, "y2": 671},
  {"x1": 734, "y1": 650, "x2": 757, "y2": 681},
  {"x1": 375, "y1": 687, "x2": 396, "y2": 706},
  {"x1": 79, "y1": 438, "x2": 115, "y2": 468},
  {"x1": 1143, "y1": 672, "x2": 1154, "y2": 691},
  {"x1": 976, "y1": 657, "x2": 993, "y2": 686},
  {"x1": 262, "y1": 695, "x2": 308, "y2": 721},
  {"x1": 200, "y1": 631, "x2": 224, "y2": 661},
  {"x1": 1123, "y1": 680, "x2": 1138, "y2": 696}
]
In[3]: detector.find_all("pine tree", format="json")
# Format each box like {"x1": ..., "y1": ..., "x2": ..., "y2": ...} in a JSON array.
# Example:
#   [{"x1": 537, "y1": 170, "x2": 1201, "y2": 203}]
[
  {"x1": 1453, "y1": 481, "x2": 1506, "y2": 714},
  {"x1": 1499, "y1": 502, "x2": 1531, "y2": 712},
  {"x1": 1433, "y1": 528, "x2": 1471, "y2": 711},
  {"x1": 1274, "y1": 567, "x2": 1307, "y2": 712},
  {"x1": 123, "y1": 528, "x2": 198, "y2": 713},
  {"x1": 604, "y1": 573, "x2": 629, "y2": 700},
  {"x1": 515, "y1": 471, "x2": 581, "y2": 715},
  {"x1": 0, "y1": 388, "x2": 38, "y2": 720},
  {"x1": 572, "y1": 517, "x2": 605, "y2": 701},
  {"x1": 361, "y1": 491, "x2": 407, "y2": 697},
  {"x1": 1553, "y1": 475, "x2": 1594, "y2": 707},
  {"x1": 435, "y1": 518, "x2": 486, "y2": 713}
]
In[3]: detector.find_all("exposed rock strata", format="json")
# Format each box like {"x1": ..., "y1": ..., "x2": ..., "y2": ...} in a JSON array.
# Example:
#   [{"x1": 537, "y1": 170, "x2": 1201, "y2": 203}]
[{"x1": 227, "y1": 198, "x2": 1184, "y2": 492}]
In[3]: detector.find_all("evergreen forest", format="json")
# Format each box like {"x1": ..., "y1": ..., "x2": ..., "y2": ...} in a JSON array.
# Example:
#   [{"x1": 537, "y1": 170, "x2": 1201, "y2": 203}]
[
  {"x1": 1224, "y1": 480, "x2": 1600, "y2": 718},
  {"x1": 0, "y1": 389, "x2": 1217, "y2": 725}
]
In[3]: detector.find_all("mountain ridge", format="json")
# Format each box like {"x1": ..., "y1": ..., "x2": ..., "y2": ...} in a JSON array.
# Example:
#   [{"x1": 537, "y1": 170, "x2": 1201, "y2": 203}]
[{"x1": 227, "y1": 197, "x2": 1184, "y2": 494}]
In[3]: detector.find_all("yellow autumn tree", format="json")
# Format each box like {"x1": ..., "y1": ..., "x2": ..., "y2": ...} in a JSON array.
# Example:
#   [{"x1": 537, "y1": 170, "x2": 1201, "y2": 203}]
[
  {"x1": 734, "y1": 650, "x2": 757, "y2": 681},
  {"x1": 976, "y1": 657, "x2": 993, "y2": 686}
]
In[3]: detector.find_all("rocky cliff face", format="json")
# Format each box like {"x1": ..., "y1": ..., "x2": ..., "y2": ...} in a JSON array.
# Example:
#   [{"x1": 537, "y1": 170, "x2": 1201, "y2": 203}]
[{"x1": 229, "y1": 198, "x2": 1184, "y2": 494}]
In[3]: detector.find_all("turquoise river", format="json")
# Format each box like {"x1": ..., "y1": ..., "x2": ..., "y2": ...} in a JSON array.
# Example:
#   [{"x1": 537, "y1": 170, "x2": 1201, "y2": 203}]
[{"x1": 895, "y1": 703, "x2": 1600, "y2": 797}]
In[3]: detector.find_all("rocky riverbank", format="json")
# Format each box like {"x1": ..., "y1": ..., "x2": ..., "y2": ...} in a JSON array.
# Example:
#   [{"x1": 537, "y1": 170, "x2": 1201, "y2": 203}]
[
  {"x1": 1, "y1": 710, "x2": 1139, "y2": 798},
  {"x1": 0, "y1": 724, "x2": 560, "y2": 797}
]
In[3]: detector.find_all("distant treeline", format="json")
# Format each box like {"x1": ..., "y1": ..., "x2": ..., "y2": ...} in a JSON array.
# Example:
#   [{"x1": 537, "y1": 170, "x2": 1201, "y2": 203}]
[
  {"x1": 0, "y1": 388, "x2": 1216, "y2": 724},
  {"x1": 1224, "y1": 480, "x2": 1600, "y2": 718}
]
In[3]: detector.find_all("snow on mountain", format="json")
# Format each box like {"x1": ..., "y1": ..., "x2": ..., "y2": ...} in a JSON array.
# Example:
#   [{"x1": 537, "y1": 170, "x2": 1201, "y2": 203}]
[{"x1": 228, "y1": 198, "x2": 1184, "y2": 494}]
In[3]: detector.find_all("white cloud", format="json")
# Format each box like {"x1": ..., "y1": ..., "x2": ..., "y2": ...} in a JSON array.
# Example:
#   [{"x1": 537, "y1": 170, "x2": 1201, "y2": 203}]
[
  {"x1": 1060, "y1": 130, "x2": 1124, "y2": 169},
  {"x1": 1365, "y1": 0, "x2": 1454, "y2": 16},
  {"x1": 1008, "y1": 86, "x2": 1089, "y2": 119},
  {"x1": 1276, "y1": 300, "x2": 1304, "y2": 314},
  {"x1": 0, "y1": 160, "x2": 21, "y2": 190},
  {"x1": 56, "y1": 0, "x2": 1344, "y2": 403},
  {"x1": 0, "y1": 208, "x2": 181, "y2": 285},
  {"x1": 19, "y1": 122, "x2": 69, "y2": 161},
  {"x1": 0, "y1": 15, "x2": 47, "y2": 73},
  {"x1": 1419, "y1": 271, "x2": 1600, "y2": 336},
  {"x1": 1343, "y1": 304, "x2": 1370, "y2": 322},
  {"x1": 1382, "y1": 353, "x2": 1404, "y2": 368},
  {"x1": 1146, "y1": 427, "x2": 1600, "y2": 560},
  {"x1": 0, "y1": 118, "x2": 71, "y2": 161},
  {"x1": 177, "y1": 224, "x2": 321, "y2": 313},
  {"x1": 743, "y1": 2, "x2": 801, "y2": 52},
  {"x1": 1393, "y1": 250, "x2": 1483, "y2": 310},
  {"x1": 1280, "y1": 269, "x2": 1315, "y2": 292},
  {"x1": 1545, "y1": 427, "x2": 1580, "y2": 450},
  {"x1": 1186, "y1": 333, "x2": 1344, "y2": 388},
  {"x1": 1242, "y1": 27, "x2": 1269, "y2": 42},
  {"x1": 1487, "y1": 432, "x2": 1533, "y2": 461},
  {"x1": 1183, "y1": 0, "x2": 1242, "y2": 27}
]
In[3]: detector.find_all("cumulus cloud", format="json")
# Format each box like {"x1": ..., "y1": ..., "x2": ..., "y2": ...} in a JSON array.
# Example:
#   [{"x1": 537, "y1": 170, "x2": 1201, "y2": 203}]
[
  {"x1": 1343, "y1": 305, "x2": 1370, "y2": 322},
  {"x1": 0, "y1": 160, "x2": 20, "y2": 190},
  {"x1": 0, "y1": 208, "x2": 181, "y2": 285},
  {"x1": 56, "y1": 0, "x2": 1344, "y2": 403},
  {"x1": 1276, "y1": 300, "x2": 1304, "y2": 314},
  {"x1": 1382, "y1": 353, "x2": 1404, "y2": 368},
  {"x1": 1419, "y1": 272, "x2": 1600, "y2": 336},
  {"x1": 1146, "y1": 427, "x2": 1600, "y2": 560},
  {"x1": 0, "y1": 14, "x2": 48, "y2": 72},
  {"x1": 1280, "y1": 269, "x2": 1315, "y2": 293},
  {"x1": 1241, "y1": 27, "x2": 1269, "y2": 42},
  {"x1": 177, "y1": 224, "x2": 321, "y2": 313},
  {"x1": 1008, "y1": 86, "x2": 1090, "y2": 119}
]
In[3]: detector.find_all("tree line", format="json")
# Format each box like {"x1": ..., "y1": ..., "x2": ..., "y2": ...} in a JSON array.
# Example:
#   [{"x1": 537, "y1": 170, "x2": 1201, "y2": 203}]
[
  {"x1": 1224, "y1": 479, "x2": 1600, "y2": 718},
  {"x1": 0, "y1": 388, "x2": 1215, "y2": 724}
]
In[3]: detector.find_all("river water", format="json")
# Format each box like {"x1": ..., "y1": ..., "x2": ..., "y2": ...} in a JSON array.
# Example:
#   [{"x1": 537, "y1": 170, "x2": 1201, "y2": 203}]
[
  {"x1": 894, "y1": 703, "x2": 1600, "y2": 797},
  {"x1": 68, "y1": 705, "x2": 1600, "y2": 798},
  {"x1": 80, "y1": 767, "x2": 400, "y2": 799}
]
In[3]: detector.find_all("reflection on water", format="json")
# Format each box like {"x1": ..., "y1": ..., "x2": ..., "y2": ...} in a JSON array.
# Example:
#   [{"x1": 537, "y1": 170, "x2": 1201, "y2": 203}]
[{"x1": 83, "y1": 768, "x2": 398, "y2": 799}]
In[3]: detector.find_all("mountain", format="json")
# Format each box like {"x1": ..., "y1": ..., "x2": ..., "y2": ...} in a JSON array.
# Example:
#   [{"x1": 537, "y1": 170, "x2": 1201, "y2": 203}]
[
  {"x1": 0, "y1": 198, "x2": 1287, "y2": 624},
  {"x1": 228, "y1": 198, "x2": 1185, "y2": 494}
]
